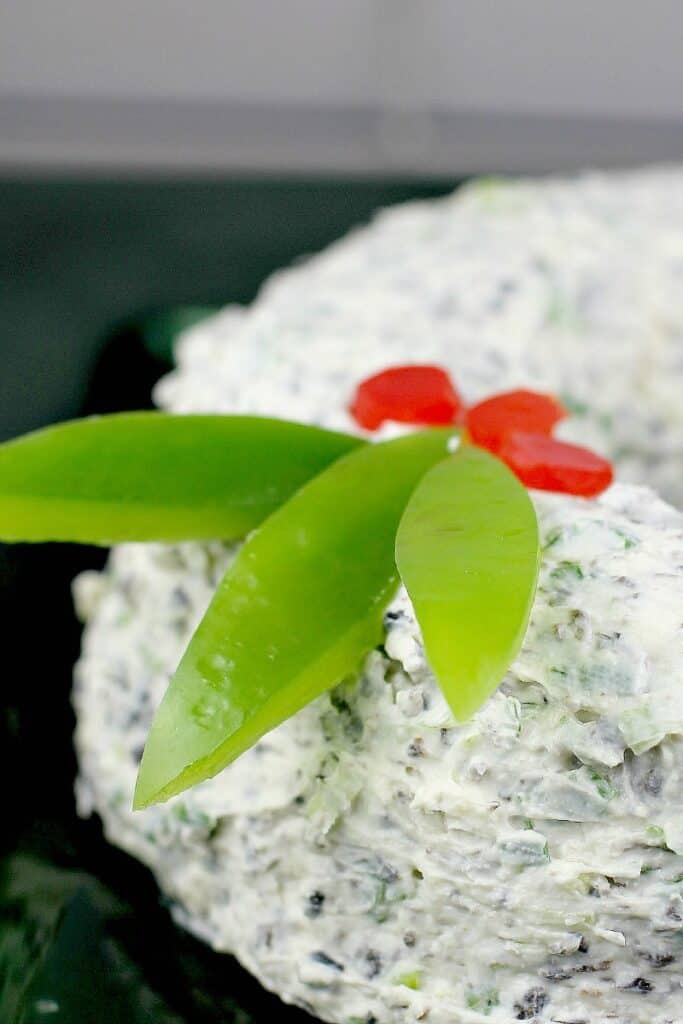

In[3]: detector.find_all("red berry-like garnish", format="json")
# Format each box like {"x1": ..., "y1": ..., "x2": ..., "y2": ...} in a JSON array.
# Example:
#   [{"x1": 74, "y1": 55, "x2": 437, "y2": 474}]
[
  {"x1": 498, "y1": 432, "x2": 614, "y2": 497},
  {"x1": 350, "y1": 365, "x2": 464, "y2": 431},
  {"x1": 466, "y1": 390, "x2": 567, "y2": 453}
]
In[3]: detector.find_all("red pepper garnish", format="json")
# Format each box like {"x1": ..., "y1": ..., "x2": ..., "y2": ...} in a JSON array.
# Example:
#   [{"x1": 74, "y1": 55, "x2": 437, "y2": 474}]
[
  {"x1": 350, "y1": 365, "x2": 464, "y2": 431},
  {"x1": 466, "y1": 389, "x2": 566, "y2": 453},
  {"x1": 349, "y1": 367, "x2": 613, "y2": 497},
  {"x1": 498, "y1": 432, "x2": 614, "y2": 497}
]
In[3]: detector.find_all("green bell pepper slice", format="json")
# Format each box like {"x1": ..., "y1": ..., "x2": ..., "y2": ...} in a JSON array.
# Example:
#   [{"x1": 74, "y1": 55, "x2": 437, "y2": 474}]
[
  {"x1": 396, "y1": 443, "x2": 539, "y2": 720},
  {"x1": 0, "y1": 413, "x2": 362, "y2": 544},
  {"x1": 134, "y1": 427, "x2": 457, "y2": 808}
]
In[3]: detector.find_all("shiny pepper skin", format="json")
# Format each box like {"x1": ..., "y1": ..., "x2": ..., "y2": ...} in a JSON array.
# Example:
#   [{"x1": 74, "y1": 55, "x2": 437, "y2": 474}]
[
  {"x1": 465, "y1": 389, "x2": 567, "y2": 453},
  {"x1": 350, "y1": 365, "x2": 464, "y2": 430},
  {"x1": 498, "y1": 431, "x2": 614, "y2": 497}
]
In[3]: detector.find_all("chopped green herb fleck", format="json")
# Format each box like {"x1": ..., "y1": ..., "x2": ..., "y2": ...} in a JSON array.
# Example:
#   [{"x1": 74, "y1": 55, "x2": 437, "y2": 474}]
[
  {"x1": 591, "y1": 771, "x2": 617, "y2": 801},
  {"x1": 394, "y1": 971, "x2": 422, "y2": 991},
  {"x1": 559, "y1": 393, "x2": 589, "y2": 417},
  {"x1": 550, "y1": 561, "x2": 584, "y2": 581},
  {"x1": 466, "y1": 987, "x2": 500, "y2": 1014}
]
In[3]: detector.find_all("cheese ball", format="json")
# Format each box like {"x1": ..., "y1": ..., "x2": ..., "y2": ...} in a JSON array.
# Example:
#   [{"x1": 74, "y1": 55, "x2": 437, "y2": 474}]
[{"x1": 74, "y1": 168, "x2": 683, "y2": 1023}]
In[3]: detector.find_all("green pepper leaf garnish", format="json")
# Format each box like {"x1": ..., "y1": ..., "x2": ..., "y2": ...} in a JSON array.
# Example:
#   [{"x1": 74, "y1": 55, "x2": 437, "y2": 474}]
[
  {"x1": 0, "y1": 413, "x2": 362, "y2": 544},
  {"x1": 395, "y1": 443, "x2": 539, "y2": 720},
  {"x1": 133, "y1": 427, "x2": 457, "y2": 809}
]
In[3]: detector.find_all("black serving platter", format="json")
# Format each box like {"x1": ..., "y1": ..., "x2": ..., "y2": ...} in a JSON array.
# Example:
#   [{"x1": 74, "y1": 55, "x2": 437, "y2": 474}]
[{"x1": 0, "y1": 177, "x2": 455, "y2": 1023}]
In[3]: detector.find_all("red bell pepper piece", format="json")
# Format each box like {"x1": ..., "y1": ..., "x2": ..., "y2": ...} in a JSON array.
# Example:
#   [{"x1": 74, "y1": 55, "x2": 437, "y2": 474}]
[
  {"x1": 350, "y1": 365, "x2": 464, "y2": 431},
  {"x1": 498, "y1": 431, "x2": 614, "y2": 497},
  {"x1": 466, "y1": 390, "x2": 567, "y2": 453}
]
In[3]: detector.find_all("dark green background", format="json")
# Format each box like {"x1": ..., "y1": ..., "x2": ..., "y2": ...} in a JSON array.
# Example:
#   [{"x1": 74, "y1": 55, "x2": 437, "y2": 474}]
[{"x1": 0, "y1": 177, "x2": 453, "y2": 441}]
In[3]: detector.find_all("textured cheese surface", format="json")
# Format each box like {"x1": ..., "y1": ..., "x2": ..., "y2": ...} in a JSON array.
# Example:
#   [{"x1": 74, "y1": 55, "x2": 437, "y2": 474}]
[{"x1": 75, "y1": 169, "x2": 683, "y2": 1023}]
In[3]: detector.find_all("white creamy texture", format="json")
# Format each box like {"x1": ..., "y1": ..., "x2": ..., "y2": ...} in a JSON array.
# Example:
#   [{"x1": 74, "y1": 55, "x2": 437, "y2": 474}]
[{"x1": 74, "y1": 168, "x2": 683, "y2": 1023}]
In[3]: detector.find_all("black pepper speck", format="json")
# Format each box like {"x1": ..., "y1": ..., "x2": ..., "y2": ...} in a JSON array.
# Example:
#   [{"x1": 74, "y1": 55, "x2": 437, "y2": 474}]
[
  {"x1": 644, "y1": 952, "x2": 675, "y2": 968},
  {"x1": 514, "y1": 987, "x2": 548, "y2": 1019},
  {"x1": 311, "y1": 951, "x2": 344, "y2": 972},
  {"x1": 626, "y1": 977, "x2": 653, "y2": 993},
  {"x1": 305, "y1": 891, "x2": 325, "y2": 918},
  {"x1": 364, "y1": 949, "x2": 382, "y2": 979}
]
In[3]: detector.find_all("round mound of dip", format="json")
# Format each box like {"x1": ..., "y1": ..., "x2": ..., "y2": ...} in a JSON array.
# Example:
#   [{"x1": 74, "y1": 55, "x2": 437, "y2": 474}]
[{"x1": 74, "y1": 168, "x2": 683, "y2": 1024}]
